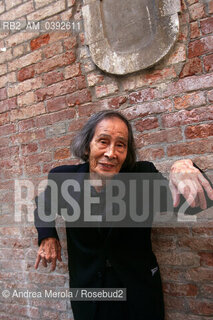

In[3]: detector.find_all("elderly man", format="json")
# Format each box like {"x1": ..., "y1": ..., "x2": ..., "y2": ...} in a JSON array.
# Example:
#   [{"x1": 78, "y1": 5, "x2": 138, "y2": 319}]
[{"x1": 34, "y1": 110, "x2": 213, "y2": 320}]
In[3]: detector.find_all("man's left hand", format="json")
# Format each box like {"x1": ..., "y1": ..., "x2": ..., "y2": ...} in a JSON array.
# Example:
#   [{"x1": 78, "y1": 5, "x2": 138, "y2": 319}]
[{"x1": 169, "y1": 159, "x2": 213, "y2": 209}]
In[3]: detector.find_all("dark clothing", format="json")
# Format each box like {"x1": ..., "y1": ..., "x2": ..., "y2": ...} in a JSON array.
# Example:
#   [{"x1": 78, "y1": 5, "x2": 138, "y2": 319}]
[{"x1": 34, "y1": 161, "x2": 213, "y2": 320}]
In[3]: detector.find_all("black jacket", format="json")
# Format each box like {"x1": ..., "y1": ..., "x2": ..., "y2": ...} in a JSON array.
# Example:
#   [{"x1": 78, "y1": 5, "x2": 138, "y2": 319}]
[{"x1": 34, "y1": 161, "x2": 213, "y2": 320}]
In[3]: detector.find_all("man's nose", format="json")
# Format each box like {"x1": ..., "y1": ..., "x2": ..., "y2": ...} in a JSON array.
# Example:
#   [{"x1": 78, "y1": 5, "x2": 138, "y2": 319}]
[{"x1": 104, "y1": 144, "x2": 116, "y2": 159}]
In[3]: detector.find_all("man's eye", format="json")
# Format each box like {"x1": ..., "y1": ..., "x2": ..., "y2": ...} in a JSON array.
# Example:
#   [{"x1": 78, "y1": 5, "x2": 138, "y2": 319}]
[
  {"x1": 100, "y1": 140, "x2": 107, "y2": 144},
  {"x1": 117, "y1": 143, "x2": 125, "y2": 148}
]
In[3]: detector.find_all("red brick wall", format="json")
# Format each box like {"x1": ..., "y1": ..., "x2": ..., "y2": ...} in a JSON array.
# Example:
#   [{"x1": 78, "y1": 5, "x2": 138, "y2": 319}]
[{"x1": 0, "y1": 0, "x2": 212, "y2": 319}]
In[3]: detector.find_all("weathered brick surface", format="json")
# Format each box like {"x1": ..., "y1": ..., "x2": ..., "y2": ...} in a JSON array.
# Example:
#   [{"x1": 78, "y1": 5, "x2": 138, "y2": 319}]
[{"x1": 0, "y1": 1, "x2": 213, "y2": 319}]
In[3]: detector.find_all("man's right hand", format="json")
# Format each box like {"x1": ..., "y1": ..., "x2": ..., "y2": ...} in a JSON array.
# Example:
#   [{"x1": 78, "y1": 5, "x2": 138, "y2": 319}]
[{"x1": 34, "y1": 237, "x2": 62, "y2": 271}]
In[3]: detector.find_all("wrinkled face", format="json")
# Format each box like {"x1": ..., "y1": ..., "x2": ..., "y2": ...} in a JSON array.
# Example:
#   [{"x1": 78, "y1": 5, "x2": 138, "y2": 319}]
[{"x1": 88, "y1": 117, "x2": 128, "y2": 179}]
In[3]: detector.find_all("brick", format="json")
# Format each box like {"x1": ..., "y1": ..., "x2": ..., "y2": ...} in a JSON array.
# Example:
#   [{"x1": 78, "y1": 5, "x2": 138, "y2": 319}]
[
  {"x1": 39, "y1": 134, "x2": 74, "y2": 153},
  {"x1": 0, "y1": 146, "x2": 19, "y2": 159},
  {"x1": 157, "y1": 251, "x2": 200, "y2": 267},
  {"x1": 43, "y1": 41, "x2": 63, "y2": 59},
  {"x1": 122, "y1": 67, "x2": 176, "y2": 91},
  {"x1": 180, "y1": 57, "x2": 202, "y2": 78},
  {"x1": 0, "y1": 97, "x2": 17, "y2": 112},
  {"x1": 5, "y1": 32, "x2": 37, "y2": 48},
  {"x1": 35, "y1": 50, "x2": 75, "y2": 74},
  {"x1": 35, "y1": 79, "x2": 76, "y2": 101},
  {"x1": 46, "y1": 122, "x2": 66, "y2": 137},
  {"x1": 8, "y1": 77, "x2": 42, "y2": 97},
  {"x1": 0, "y1": 124, "x2": 15, "y2": 136},
  {"x1": 10, "y1": 102, "x2": 45, "y2": 121},
  {"x1": 134, "y1": 117, "x2": 159, "y2": 132},
  {"x1": 123, "y1": 99, "x2": 173, "y2": 120},
  {"x1": 178, "y1": 24, "x2": 188, "y2": 42},
  {"x1": 43, "y1": 71, "x2": 64, "y2": 86},
  {"x1": 78, "y1": 102, "x2": 103, "y2": 118},
  {"x1": 0, "y1": 64, "x2": 7, "y2": 76},
  {"x1": 208, "y1": 90, "x2": 213, "y2": 102},
  {"x1": 199, "y1": 253, "x2": 213, "y2": 267},
  {"x1": 107, "y1": 96, "x2": 127, "y2": 109},
  {"x1": 64, "y1": 63, "x2": 81, "y2": 79},
  {"x1": 0, "y1": 0, "x2": 4, "y2": 14},
  {"x1": 79, "y1": 32, "x2": 85, "y2": 45},
  {"x1": 0, "y1": 88, "x2": 7, "y2": 100},
  {"x1": 95, "y1": 83, "x2": 119, "y2": 98},
  {"x1": 200, "y1": 17, "x2": 213, "y2": 35},
  {"x1": 163, "y1": 283, "x2": 198, "y2": 297},
  {"x1": 68, "y1": 0, "x2": 75, "y2": 7},
  {"x1": 188, "y1": 299, "x2": 213, "y2": 315},
  {"x1": 180, "y1": 73, "x2": 213, "y2": 92},
  {"x1": 187, "y1": 0, "x2": 198, "y2": 4},
  {"x1": 21, "y1": 143, "x2": 38, "y2": 155},
  {"x1": 68, "y1": 118, "x2": 87, "y2": 133},
  {"x1": 162, "y1": 106, "x2": 213, "y2": 128},
  {"x1": 48, "y1": 32, "x2": 70, "y2": 45},
  {"x1": 179, "y1": 12, "x2": 190, "y2": 25},
  {"x1": 18, "y1": 118, "x2": 35, "y2": 132},
  {"x1": 178, "y1": 236, "x2": 213, "y2": 251},
  {"x1": 204, "y1": 54, "x2": 213, "y2": 72},
  {"x1": 76, "y1": 76, "x2": 87, "y2": 90},
  {"x1": 66, "y1": 88, "x2": 92, "y2": 106},
  {"x1": 129, "y1": 88, "x2": 161, "y2": 104},
  {"x1": 164, "y1": 296, "x2": 186, "y2": 312},
  {"x1": 209, "y1": 0, "x2": 213, "y2": 14},
  {"x1": 152, "y1": 237, "x2": 176, "y2": 251},
  {"x1": 0, "y1": 48, "x2": 12, "y2": 64},
  {"x1": 167, "y1": 139, "x2": 213, "y2": 156},
  {"x1": 189, "y1": 2, "x2": 206, "y2": 21},
  {"x1": 27, "y1": 0, "x2": 65, "y2": 20},
  {"x1": 168, "y1": 44, "x2": 186, "y2": 64},
  {"x1": 166, "y1": 312, "x2": 202, "y2": 320},
  {"x1": 0, "y1": 1, "x2": 34, "y2": 20},
  {"x1": 23, "y1": 153, "x2": 52, "y2": 165},
  {"x1": 181, "y1": 0, "x2": 187, "y2": 11},
  {"x1": 17, "y1": 92, "x2": 35, "y2": 107},
  {"x1": 138, "y1": 128, "x2": 182, "y2": 148},
  {"x1": 0, "y1": 303, "x2": 39, "y2": 318},
  {"x1": 35, "y1": 109, "x2": 75, "y2": 129},
  {"x1": 82, "y1": 59, "x2": 96, "y2": 73},
  {"x1": 0, "y1": 137, "x2": 11, "y2": 147},
  {"x1": 11, "y1": 130, "x2": 45, "y2": 144},
  {"x1": 60, "y1": 8, "x2": 73, "y2": 20},
  {"x1": 138, "y1": 147, "x2": 165, "y2": 161},
  {"x1": 30, "y1": 34, "x2": 50, "y2": 51},
  {"x1": 190, "y1": 21, "x2": 200, "y2": 39},
  {"x1": 185, "y1": 123, "x2": 213, "y2": 139},
  {"x1": 174, "y1": 92, "x2": 206, "y2": 109},
  {"x1": 87, "y1": 72, "x2": 104, "y2": 86},
  {"x1": 200, "y1": 284, "x2": 213, "y2": 298},
  {"x1": 5, "y1": 0, "x2": 22, "y2": 10},
  {"x1": 8, "y1": 50, "x2": 42, "y2": 72},
  {"x1": 192, "y1": 224, "x2": 213, "y2": 236},
  {"x1": 54, "y1": 148, "x2": 70, "y2": 160},
  {"x1": 17, "y1": 65, "x2": 35, "y2": 82},
  {"x1": 35, "y1": 0, "x2": 55, "y2": 9},
  {"x1": 188, "y1": 36, "x2": 213, "y2": 58},
  {"x1": 46, "y1": 96, "x2": 67, "y2": 112}
]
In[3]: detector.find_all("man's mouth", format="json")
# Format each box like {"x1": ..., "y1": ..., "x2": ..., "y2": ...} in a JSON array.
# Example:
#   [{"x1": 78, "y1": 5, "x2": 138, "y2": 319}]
[{"x1": 99, "y1": 163, "x2": 116, "y2": 169}]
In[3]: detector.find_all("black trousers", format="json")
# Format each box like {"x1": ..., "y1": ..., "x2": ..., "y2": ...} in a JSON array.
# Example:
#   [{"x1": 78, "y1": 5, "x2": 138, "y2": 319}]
[
  {"x1": 94, "y1": 265, "x2": 129, "y2": 320},
  {"x1": 94, "y1": 264, "x2": 164, "y2": 320}
]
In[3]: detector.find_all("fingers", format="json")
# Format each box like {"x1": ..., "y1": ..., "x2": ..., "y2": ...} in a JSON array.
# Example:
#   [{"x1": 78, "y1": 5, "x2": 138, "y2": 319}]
[
  {"x1": 34, "y1": 238, "x2": 62, "y2": 271},
  {"x1": 34, "y1": 254, "x2": 41, "y2": 269},
  {"x1": 169, "y1": 180, "x2": 180, "y2": 207},
  {"x1": 198, "y1": 172, "x2": 213, "y2": 201}
]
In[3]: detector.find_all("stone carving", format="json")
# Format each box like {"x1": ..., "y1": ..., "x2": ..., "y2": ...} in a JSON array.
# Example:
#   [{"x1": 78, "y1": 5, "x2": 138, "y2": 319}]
[{"x1": 82, "y1": 0, "x2": 181, "y2": 75}]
